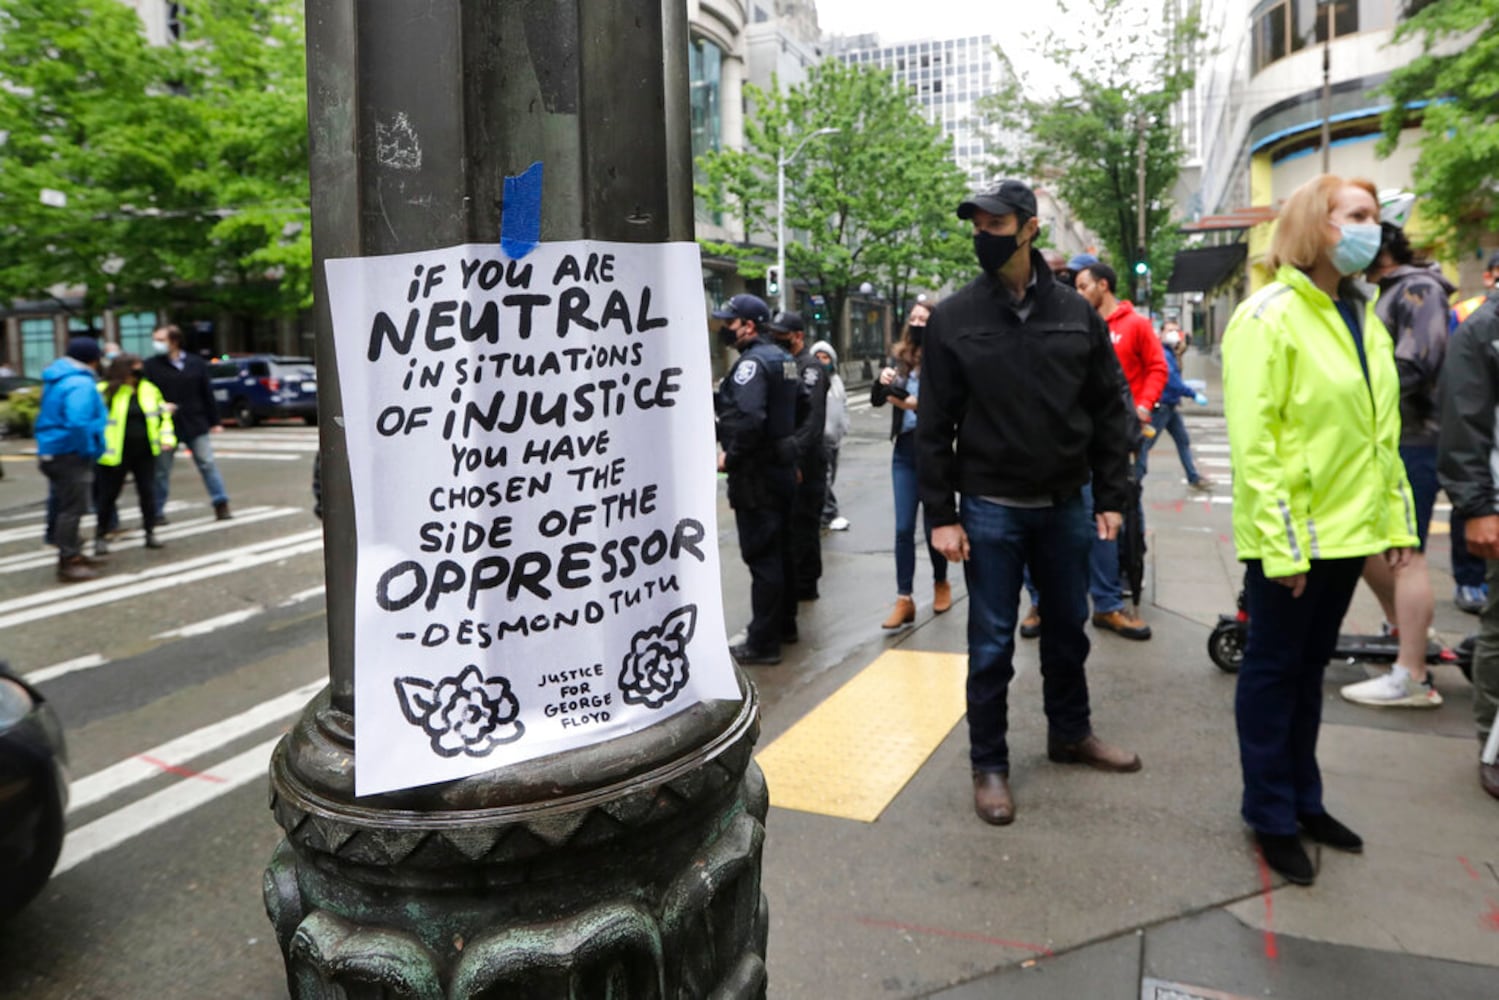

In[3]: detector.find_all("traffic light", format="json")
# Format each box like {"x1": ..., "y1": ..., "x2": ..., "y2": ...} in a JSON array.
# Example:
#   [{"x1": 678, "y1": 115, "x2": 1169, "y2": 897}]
[
  {"x1": 766, "y1": 265, "x2": 781, "y2": 297},
  {"x1": 1134, "y1": 260, "x2": 1150, "y2": 276}
]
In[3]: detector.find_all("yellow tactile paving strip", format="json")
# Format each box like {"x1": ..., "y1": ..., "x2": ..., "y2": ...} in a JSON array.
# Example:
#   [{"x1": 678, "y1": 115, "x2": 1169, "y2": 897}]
[{"x1": 755, "y1": 649, "x2": 969, "y2": 823}]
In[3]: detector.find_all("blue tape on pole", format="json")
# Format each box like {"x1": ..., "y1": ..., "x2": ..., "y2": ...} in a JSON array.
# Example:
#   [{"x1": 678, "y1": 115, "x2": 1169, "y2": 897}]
[{"x1": 500, "y1": 161, "x2": 543, "y2": 259}]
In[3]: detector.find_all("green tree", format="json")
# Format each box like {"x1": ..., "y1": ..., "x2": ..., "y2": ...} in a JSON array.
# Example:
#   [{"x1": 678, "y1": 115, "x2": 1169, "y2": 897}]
[
  {"x1": 1379, "y1": 0, "x2": 1499, "y2": 248},
  {"x1": 977, "y1": 0, "x2": 1201, "y2": 307},
  {"x1": 0, "y1": 0, "x2": 309, "y2": 325},
  {"x1": 695, "y1": 61, "x2": 973, "y2": 336}
]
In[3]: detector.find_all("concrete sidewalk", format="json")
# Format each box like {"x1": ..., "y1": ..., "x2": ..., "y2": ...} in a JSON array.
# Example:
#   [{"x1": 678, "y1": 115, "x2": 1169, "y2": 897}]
[{"x1": 749, "y1": 413, "x2": 1497, "y2": 999}]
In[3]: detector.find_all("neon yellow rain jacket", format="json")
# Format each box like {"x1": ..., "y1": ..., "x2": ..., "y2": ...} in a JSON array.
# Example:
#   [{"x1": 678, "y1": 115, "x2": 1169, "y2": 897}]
[
  {"x1": 1223, "y1": 265, "x2": 1418, "y2": 579},
  {"x1": 98, "y1": 378, "x2": 177, "y2": 467}
]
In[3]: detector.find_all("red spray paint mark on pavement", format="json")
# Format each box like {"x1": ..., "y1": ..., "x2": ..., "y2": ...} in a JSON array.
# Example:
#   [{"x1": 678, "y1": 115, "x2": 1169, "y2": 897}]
[
  {"x1": 1459, "y1": 856, "x2": 1483, "y2": 882},
  {"x1": 1219, "y1": 533, "x2": 1232, "y2": 544},
  {"x1": 855, "y1": 916, "x2": 1054, "y2": 956},
  {"x1": 1482, "y1": 899, "x2": 1499, "y2": 932},
  {"x1": 1174, "y1": 500, "x2": 1185, "y2": 514},
  {"x1": 138, "y1": 754, "x2": 227, "y2": 783},
  {"x1": 1253, "y1": 847, "x2": 1280, "y2": 960}
]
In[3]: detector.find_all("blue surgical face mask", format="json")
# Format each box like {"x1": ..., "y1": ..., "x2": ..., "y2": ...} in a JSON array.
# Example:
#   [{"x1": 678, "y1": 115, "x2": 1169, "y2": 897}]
[
  {"x1": 1330, "y1": 223, "x2": 1382, "y2": 276},
  {"x1": 152, "y1": 339, "x2": 169, "y2": 355}
]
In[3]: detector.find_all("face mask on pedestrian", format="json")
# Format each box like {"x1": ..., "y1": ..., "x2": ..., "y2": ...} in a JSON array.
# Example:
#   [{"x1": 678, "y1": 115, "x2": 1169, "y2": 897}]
[
  {"x1": 973, "y1": 230, "x2": 1027, "y2": 274},
  {"x1": 1329, "y1": 222, "x2": 1382, "y2": 276},
  {"x1": 152, "y1": 339, "x2": 169, "y2": 355}
]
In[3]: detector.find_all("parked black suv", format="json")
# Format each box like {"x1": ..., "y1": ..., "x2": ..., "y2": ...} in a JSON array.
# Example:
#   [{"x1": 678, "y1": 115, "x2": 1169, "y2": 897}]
[{"x1": 209, "y1": 354, "x2": 317, "y2": 428}]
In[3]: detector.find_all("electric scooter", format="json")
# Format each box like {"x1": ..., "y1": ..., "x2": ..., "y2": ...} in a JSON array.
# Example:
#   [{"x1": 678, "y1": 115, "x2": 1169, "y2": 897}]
[{"x1": 1207, "y1": 589, "x2": 1474, "y2": 682}]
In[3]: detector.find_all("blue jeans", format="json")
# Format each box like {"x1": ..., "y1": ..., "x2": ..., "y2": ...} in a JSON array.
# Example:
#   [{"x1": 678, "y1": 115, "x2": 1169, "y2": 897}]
[
  {"x1": 1140, "y1": 403, "x2": 1202, "y2": 484},
  {"x1": 892, "y1": 434, "x2": 946, "y2": 595},
  {"x1": 155, "y1": 432, "x2": 229, "y2": 515},
  {"x1": 961, "y1": 493, "x2": 1094, "y2": 773},
  {"x1": 1236, "y1": 557, "x2": 1363, "y2": 835},
  {"x1": 1082, "y1": 482, "x2": 1124, "y2": 615}
]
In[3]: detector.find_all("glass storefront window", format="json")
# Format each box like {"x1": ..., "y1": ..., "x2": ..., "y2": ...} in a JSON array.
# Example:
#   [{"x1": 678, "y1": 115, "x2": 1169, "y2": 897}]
[
  {"x1": 1253, "y1": 0, "x2": 1363, "y2": 74},
  {"x1": 690, "y1": 35, "x2": 723, "y2": 226},
  {"x1": 116, "y1": 311, "x2": 158, "y2": 356},
  {"x1": 20, "y1": 318, "x2": 56, "y2": 377}
]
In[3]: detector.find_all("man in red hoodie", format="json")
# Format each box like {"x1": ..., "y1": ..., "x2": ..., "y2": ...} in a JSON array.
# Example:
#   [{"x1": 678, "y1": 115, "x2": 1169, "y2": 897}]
[{"x1": 1074, "y1": 261, "x2": 1168, "y2": 639}]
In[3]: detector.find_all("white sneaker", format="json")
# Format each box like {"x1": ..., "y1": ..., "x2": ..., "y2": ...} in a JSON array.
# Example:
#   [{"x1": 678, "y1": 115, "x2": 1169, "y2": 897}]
[
  {"x1": 1339, "y1": 664, "x2": 1443, "y2": 708},
  {"x1": 828, "y1": 516, "x2": 850, "y2": 531}
]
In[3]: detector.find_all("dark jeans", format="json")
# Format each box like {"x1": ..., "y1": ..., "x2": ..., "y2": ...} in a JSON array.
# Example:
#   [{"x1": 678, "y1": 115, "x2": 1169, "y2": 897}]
[
  {"x1": 1236, "y1": 557, "x2": 1363, "y2": 835},
  {"x1": 1140, "y1": 403, "x2": 1203, "y2": 484},
  {"x1": 733, "y1": 485, "x2": 796, "y2": 653},
  {"x1": 892, "y1": 433, "x2": 947, "y2": 595},
  {"x1": 97, "y1": 449, "x2": 158, "y2": 540},
  {"x1": 1452, "y1": 509, "x2": 1486, "y2": 588},
  {"x1": 791, "y1": 460, "x2": 827, "y2": 594},
  {"x1": 961, "y1": 493, "x2": 1094, "y2": 773},
  {"x1": 154, "y1": 432, "x2": 228, "y2": 515},
  {"x1": 1398, "y1": 444, "x2": 1438, "y2": 550},
  {"x1": 1474, "y1": 561, "x2": 1499, "y2": 741},
  {"x1": 39, "y1": 453, "x2": 94, "y2": 562}
]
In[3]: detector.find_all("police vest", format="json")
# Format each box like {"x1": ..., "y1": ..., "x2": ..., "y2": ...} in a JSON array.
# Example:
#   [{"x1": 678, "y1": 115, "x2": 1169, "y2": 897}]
[{"x1": 98, "y1": 379, "x2": 177, "y2": 466}]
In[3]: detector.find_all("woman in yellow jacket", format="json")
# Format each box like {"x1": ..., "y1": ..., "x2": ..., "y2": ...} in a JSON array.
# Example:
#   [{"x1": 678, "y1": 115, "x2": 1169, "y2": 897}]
[
  {"x1": 95, "y1": 354, "x2": 175, "y2": 555},
  {"x1": 1223, "y1": 175, "x2": 1418, "y2": 886}
]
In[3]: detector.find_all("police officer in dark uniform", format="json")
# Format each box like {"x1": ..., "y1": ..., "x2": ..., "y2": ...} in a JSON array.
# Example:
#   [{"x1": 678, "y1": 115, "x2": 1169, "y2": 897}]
[
  {"x1": 714, "y1": 294, "x2": 803, "y2": 665},
  {"x1": 768, "y1": 310, "x2": 829, "y2": 602}
]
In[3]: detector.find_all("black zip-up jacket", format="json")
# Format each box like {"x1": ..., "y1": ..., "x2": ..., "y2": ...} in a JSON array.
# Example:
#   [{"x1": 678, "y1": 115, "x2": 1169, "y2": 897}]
[
  {"x1": 142, "y1": 351, "x2": 220, "y2": 441},
  {"x1": 916, "y1": 250, "x2": 1132, "y2": 526},
  {"x1": 1438, "y1": 290, "x2": 1499, "y2": 518}
]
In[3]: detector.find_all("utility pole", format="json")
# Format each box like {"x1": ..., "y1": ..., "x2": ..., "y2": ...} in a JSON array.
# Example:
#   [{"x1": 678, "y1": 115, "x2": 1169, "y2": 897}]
[
  {"x1": 1136, "y1": 112, "x2": 1150, "y2": 310},
  {"x1": 264, "y1": 4, "x2": 768, "y2": 996},
  {"x1": 776, "y1": 127, "x2": 839, "y2": 313},
  {"x1": 1321, "y1": 1, "x2": 1333, "y2": 172}
]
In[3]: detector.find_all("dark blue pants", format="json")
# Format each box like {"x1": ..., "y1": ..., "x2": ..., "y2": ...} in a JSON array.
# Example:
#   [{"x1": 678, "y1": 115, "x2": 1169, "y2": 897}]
[
  {"x1": 892, "y1": 433, "x2": 946, "y2": 595},
  {"x1": 733, "y1": 485, "x2": 796, "y2": 653},
  {"x1": 961, "y1": 493, "x2": 1093, "y2": 773},
  {"x1": 1236, "y1": 557, "x2": 1363, "y2": 835},
  {"x1": 1452, "y1": 509, "x2": 1486, "y2": 587},
  {"x1": 1399, "y1": 444, "x2": 1438, "y2": 550}
]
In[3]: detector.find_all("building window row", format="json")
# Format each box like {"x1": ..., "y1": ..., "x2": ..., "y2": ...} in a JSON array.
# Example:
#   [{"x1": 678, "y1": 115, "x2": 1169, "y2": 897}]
[{"x1": 1251, "y1": 0, "x2": 1434, "y2": 75}]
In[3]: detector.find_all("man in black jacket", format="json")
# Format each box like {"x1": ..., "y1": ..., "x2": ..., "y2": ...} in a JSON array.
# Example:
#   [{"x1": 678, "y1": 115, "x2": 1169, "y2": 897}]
[
  {"x1": 916, "y1": 179, "x2": 1142, "y2": 826},
  {"x1": 1436, "y1": 281, "x2": 1499, "y2": 802},
  {"x1": 143, "y1": 324, "x2": 232, "y2": 522}
]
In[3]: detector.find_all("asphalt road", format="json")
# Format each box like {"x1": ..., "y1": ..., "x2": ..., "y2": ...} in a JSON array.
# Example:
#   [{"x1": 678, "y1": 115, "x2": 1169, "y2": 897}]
[{"x1": 0, "y1": 396, "x2": 904, "y2": 999}]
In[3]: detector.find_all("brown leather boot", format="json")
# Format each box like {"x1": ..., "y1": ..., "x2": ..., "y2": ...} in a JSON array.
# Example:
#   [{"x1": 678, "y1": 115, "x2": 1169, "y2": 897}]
[
  {"x1": 1047, "y1": 733, "x2": 1142, "y2": 772},
  {"x1": 57, "y1": 556, "x2": 98, "y2": 584},
  {"x1": 933, "y1": 580, "x2": 952, "y2": 614},
  {"x1": 1020, "y1": 605, "x2": 1041, "y2": 639},
  {"x1": 972, "y1": 771, "x2": 1015, "y2": 825},
  {"x1": 882, "y1": 596, "x2": 915, "y2": 630},
  {"x1": 1092, "y1": 608, "x2": 1152, "y2": 640}
]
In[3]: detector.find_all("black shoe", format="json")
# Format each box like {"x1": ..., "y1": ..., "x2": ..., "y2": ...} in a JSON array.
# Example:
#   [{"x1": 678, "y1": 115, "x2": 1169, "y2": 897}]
[
  {"x1": 781, "y1": 628, "x2": 800, "y2": 645},
  {"x1": 729, "y1": 642, "x2": 781, "y2": 666},
  {"x1": 144, "y1": 534, "x2": 165, "y2": 550},
  {"x1": 154, "y1": 514, "x2": 170, "y2": 526},
  {"x1": 1256, "y1": 832, "x2": 1315, "y2": 885},
  {"x1": 797, "y1": 589, "x2": 819, "y2": 601},
  {"x1": 214, "y1": 501, "x2": 232, "y2": 521},
  {"x1": 1298, "y1": 812, "x2": 1363, "y2": 853}
]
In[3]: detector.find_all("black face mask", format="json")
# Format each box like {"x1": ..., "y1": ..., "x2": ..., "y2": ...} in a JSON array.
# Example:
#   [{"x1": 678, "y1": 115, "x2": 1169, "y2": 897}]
[
  {"x1": 907, "y1": 325, "x2": 924, "y2": 348},
  {"x1": 973, "y1": 231, "x2": 1024, "y2": 273},
  {"x1": 717, "y1": 324, "x2": 740, "y2": 348}
]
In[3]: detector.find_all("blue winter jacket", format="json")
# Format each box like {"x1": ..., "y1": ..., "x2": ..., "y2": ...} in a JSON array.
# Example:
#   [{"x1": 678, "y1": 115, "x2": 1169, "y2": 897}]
[
  {"x1": 35, "y1": 358, "x2": 107, "y2": 459},
  {"x1": 1158, "y1": 349, "x2": 1193, "y2": 408}
]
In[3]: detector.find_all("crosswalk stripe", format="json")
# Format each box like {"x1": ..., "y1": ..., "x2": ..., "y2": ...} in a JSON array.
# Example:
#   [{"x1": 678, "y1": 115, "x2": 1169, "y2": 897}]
[
  {"x1": 67, "y1": 680, "x2": 323, "y2": 815},
  {"x1": 24, "y1": 654, "x2": 107, "y2": 685},
  {"x1": 0, "y1": 501, "x2": 195, "y2": 546},
  {"x1": 152, "y1": 607, "x2": 264, "y2": 640},
  {"x1": 0, "y1": 531, "x2": 324, "y2": 630},
  {"x1": 56, "y1": 735, "x2": 283, "y2": 875},
  {"x1": 0, "y1": 507, "x2": 303, "y2": 574},
  {"x1": 214, "y1": 451, "x2": 302, "y2": 461}
]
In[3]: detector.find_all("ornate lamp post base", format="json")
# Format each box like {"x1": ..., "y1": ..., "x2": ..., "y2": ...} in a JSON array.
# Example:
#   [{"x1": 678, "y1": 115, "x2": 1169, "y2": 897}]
[{"x1": 264, "y1": 681, "x2": 767, "y2": 998}]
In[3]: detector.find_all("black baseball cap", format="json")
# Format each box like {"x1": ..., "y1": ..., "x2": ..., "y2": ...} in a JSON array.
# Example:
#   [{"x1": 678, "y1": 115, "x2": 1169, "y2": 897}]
[
  {"x1": 711, "y1": 293, "x2": 771, "y2": 324},
  {"x1": 766, "y1": 310, "x2": 805, "y2": 334},
  {"x1": 957, "y1": 179, "x2": 1038, "y2": 221}
]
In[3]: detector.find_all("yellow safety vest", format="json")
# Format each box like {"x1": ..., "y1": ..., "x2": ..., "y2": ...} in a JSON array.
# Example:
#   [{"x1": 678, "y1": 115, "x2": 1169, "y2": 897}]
[{"x1": 97, "y1": 379, "x2": 177, "y2": 466}]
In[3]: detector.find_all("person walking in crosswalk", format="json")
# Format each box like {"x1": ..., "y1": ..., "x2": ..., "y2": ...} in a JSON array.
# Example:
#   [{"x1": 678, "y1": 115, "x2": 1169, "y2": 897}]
[
  {"x1": 95, "y1": 354, "x2": 173, "y2": 556},
  {"x1": 143, "y1": 324, "x2": 232, "y2": 523}
]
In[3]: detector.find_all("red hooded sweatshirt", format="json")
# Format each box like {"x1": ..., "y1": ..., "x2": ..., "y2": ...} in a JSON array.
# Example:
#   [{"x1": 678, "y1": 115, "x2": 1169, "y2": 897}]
[{"x1": 1105, "y1": 300, "x2": 1168, "y2": 414}]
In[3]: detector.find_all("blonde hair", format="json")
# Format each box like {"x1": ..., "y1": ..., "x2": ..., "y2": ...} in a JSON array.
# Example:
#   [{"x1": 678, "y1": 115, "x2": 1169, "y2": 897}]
[{"x1": 1267, "y1": 174, "x2": 1378, "y2": 273}]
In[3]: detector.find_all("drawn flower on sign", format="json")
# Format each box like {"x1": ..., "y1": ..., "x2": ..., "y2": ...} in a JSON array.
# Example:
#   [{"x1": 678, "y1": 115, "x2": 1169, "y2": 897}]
[
  {"x1": 618, "y1": 604, "x2": 698, "y2": 709},
  {"x1": 395, "y1": 665, "x2": 525, "y2": 758}
]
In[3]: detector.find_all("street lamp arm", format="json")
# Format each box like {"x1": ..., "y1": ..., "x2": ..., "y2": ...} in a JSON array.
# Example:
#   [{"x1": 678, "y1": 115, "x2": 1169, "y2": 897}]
[{"x1": 780, "y1": 127, "x2": 841, "y2": 168}]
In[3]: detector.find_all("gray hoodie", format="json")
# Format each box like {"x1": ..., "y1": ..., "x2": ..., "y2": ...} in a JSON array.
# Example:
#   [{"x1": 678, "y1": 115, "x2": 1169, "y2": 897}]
[
  {"x1": 1376, "y1": 262, "x2": 1457, "y2": 446},
  {"x1": 808, "y1": 339, "x2": 849, "y2": 446}
]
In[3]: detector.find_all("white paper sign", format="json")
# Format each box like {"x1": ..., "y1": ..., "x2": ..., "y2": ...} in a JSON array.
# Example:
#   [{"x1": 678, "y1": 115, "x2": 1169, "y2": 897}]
[{"x1": 324, "y1": 240, "x2": 739, "y2": 796}]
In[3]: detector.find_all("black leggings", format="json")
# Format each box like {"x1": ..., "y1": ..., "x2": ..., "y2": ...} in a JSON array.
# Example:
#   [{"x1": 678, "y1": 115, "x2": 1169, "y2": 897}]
[{"x1": 97, "y1": 447, "x2": 158, "y2": 539}]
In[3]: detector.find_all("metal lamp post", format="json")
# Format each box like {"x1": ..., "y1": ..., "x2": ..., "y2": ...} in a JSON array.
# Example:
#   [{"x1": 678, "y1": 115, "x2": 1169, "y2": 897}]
[
  {"x1": 263, "y1": 3, "x2": 769, "y2": 997},
  {"x1": 775, "y1": 127, "x2": 839, "y2": 313}
]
